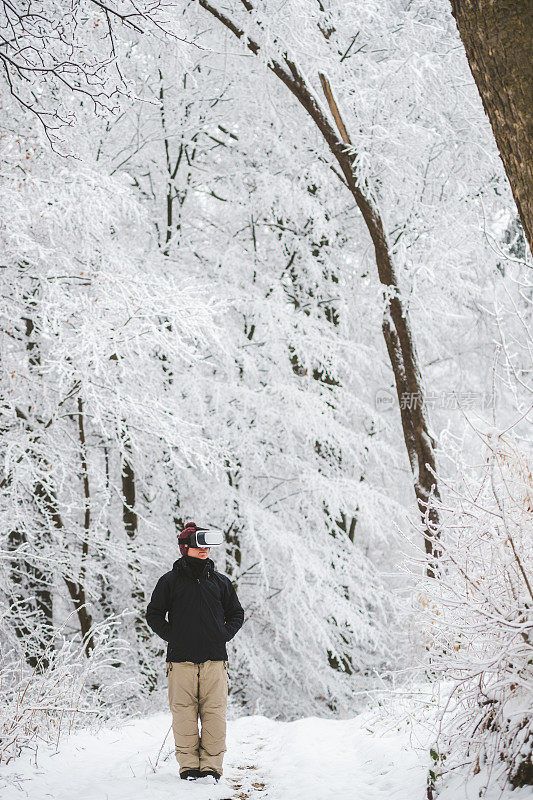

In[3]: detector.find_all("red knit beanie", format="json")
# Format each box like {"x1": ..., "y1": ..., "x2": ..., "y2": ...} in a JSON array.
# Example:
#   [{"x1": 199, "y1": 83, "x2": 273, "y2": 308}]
[{"x1": 179, "y1": 521, "x2": 198, "y2": 556}]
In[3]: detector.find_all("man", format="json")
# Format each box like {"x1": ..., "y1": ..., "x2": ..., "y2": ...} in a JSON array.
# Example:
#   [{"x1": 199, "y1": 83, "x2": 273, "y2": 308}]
[{"x1": 146, "y1": 521, "x2": 244, "y2": 784}]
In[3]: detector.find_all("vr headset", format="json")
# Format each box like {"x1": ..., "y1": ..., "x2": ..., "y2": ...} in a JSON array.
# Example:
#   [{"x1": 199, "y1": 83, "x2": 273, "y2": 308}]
[{"x1": 185, "y1": 528, "x2": 224, "y2": 548}]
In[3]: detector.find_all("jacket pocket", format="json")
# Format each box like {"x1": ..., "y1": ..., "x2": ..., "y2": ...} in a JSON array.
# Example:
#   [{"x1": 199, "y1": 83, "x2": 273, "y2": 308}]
[{"x1": 215, "y1": 617, "x2": 229, "y2": 642}]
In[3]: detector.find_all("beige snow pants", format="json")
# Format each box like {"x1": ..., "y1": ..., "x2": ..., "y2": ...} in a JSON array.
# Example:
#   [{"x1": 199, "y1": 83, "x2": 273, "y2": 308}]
[{"x1": 167, "y1": 660, "x2": 228, "y2": 775}]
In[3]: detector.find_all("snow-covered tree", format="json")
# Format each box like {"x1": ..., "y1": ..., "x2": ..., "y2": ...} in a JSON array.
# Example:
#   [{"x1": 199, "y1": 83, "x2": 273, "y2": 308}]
[
  {"x1": 1, "y1": 0, "x2": 530, "y2": 748},
  {"x1": 416, "y1": 246, "x2": 532, "y2": 794}
]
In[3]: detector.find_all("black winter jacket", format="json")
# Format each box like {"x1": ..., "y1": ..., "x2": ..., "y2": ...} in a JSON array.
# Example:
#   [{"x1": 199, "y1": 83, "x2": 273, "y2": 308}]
[{"x1": 145, "y1": 557, "x2": 244, "y2": 663}]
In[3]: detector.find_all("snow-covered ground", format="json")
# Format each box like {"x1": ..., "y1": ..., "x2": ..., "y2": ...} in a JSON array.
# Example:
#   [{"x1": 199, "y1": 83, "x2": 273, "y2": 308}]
[{"x1": 2, "y1": 707, "x2": 531, "y2": 800}]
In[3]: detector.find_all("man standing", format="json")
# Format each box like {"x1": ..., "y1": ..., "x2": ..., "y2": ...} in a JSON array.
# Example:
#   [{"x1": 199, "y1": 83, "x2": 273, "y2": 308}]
[{"x1": 146, "y1": 521, "x2": 244, "y2": 783}]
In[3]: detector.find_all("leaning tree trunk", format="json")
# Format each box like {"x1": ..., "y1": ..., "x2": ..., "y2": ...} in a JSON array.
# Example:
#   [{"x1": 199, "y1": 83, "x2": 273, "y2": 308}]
[
  {"x1": 450, "y1": 0, "x2": 533, "y2": 255},
  {"x1": 195, "y1": 0, "x2": 441, "y2": 574}
]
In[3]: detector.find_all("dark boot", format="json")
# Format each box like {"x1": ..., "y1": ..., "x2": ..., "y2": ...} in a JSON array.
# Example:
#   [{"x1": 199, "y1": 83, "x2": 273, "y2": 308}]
[
  {"x1": 180, "y1": 768, "x2": 201, "y2": 780},
  {"x1": 198, "y1": 770, "x2": 221, "y2": 783}
]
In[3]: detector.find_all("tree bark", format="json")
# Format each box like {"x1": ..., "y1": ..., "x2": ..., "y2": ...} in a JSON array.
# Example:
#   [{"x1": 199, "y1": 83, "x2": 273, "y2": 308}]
[
  {"x1": 10, "y1": 303, "x2": 95, "y2": 655},
  {"x1": 97, "y1": 444, "x2": 116, "y2": 622},
  {"x1": 120, "y1": 425, "x2": 157, "y2": 689},
  {"x1": 195, "y1": 0, "x2": 441, "y2": 572},
  {"x1": 8, "y1": 527, "x2": 53, "y2": 670},
  {"x1": 450, "y1": 0, "x2": 533, "y2": 255},
  {"x1": 5, "y1": 310, "x2": 54, "y2": 669},
  {"x1": 33, "y1": 476, "x2": 96, "y2": 655},
  {"x1": 76, "y1": 397, "x2": 90, "y2": 588},
  {"x1": 7, "y1": 283, "x2": 102, "y2": 659}
]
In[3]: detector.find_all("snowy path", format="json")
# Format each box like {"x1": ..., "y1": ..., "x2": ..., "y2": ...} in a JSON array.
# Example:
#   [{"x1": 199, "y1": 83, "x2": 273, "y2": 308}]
[{"x1": 2, "y1": 711, "x2": 430, "y2": 800}]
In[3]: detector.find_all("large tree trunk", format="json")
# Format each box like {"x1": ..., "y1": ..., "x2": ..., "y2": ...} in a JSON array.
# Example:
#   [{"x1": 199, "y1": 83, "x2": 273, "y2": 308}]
[
  {"x1": 195, "y1": 0, "x2": 441, "y2": 573},
  {"x1": 450, "y1": 0, "x2": 533, "y2": 255}
]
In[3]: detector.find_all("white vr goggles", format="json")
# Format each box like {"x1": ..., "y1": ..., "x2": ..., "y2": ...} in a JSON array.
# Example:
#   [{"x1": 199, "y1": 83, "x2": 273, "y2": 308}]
[{"x1": 186, "y1": 529, "x2": 224, "y2": 548}]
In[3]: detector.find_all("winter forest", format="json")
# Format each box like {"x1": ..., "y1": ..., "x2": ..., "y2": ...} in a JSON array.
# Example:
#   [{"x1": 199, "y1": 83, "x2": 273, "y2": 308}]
[{"x1": 0, "y1": 2, "x2": 531, "y2": 799}]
